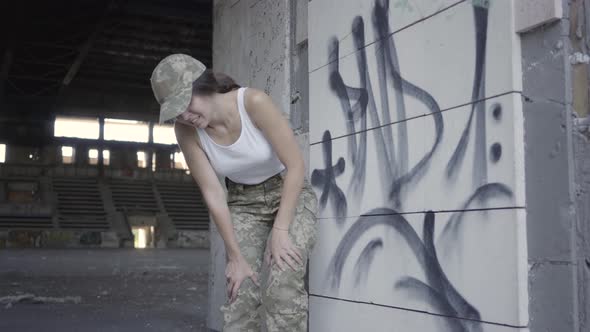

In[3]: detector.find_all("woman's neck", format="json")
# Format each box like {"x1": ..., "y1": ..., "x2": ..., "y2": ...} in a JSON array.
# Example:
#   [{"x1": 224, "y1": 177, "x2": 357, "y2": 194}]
[{"x1": 207, "y1": 90, "x2": 239, "y2": 130}]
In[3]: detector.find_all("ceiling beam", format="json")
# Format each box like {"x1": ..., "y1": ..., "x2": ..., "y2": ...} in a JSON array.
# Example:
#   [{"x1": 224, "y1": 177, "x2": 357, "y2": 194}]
[
  {"x1": 61, "y1": 1, "x2": 117, "y2": 88},
  {"x1": 120, "y1": 1, "x2": 211, "y2": 22},
  {"x1": 0, "y1": 48, "x2": 14, "y2": 104},
  {"x1": 90, "y1": 45, "x2": 211, "y2": 63},
  {"x1": 96, "y1": 33, "x2": 211, "y2": 51},
  {"x1": 101, "y1": 26, "x2": 212, "y2": 45}
]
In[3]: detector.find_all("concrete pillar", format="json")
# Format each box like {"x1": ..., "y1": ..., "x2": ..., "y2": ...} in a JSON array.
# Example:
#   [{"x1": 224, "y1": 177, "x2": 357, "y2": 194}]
[
  {"x1": 155, "y1": 148, "x2": 172, "y2": 170},
  {"x1": 98, "y1": 116, "x2": 105, "y2": 175},
  {"x1": 521, "y1": 1, "x2": 590, "y2": 330},
  {"x1": 147, "y1": 122, "x2": 154, "y2": 171},
  {"x1": 209, "y1": 0, "x2": 303, "y2": 329}
]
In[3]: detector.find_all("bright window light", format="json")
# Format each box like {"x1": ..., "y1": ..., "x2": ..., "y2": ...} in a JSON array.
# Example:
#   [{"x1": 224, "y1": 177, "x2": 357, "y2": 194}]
[
  {"x1": 89, "y1": 149, "x2": 110, "y2": 166},
  {"x1": 62, "y1": 146, "x2": 73, "y2": 157},
  {"x1": 89, "y1": 149, "x2": 98, "y2": 165},
  {"x1": 137, "y1": 151, "x2": 147, "y2": 168},
  {"x1": 103, "y1": 150, "x2": 110, "y2": 166},
  {"x1": 104, "y1": 118, "x2": 149, "y2": 143},
  {"x1": 89, "y1": 149, "x2": 98, "y2": 158},
  {"x1": 0, "y1": 144, "x2": 6, "y2": 163},
  {"x1": 153, "y1": 124, "x2": 176, "y2": 144},
  {"x1": 54, "y1": 116, "x2": 99, "y2": 139},
  {"x1": 61, "y1": 146, "x2": 74, "y2": 164},
  {"x1": 137, "y1": 228, "x2": 146, "y2": 248},
  {"x1": 132, "y1": 226, "x2": 154, "y2": 249},
  {"x1": 174, "y1": 151, "x2": 188, "y2": 170},
  {"x1": 107, "y1": 119, "x2": 141, "y2": 124}
]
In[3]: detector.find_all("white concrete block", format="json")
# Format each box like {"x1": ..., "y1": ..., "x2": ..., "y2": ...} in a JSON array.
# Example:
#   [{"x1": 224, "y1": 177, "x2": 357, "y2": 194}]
[
  {"x1": 309, "y1": 1, "x2": 521, "y2": 143},
  {"x1": 308, "y1": 0, "x2": 528, "y2": 330},
  {"x1": 309, "y1": 208, "x2": 528, "y2": 326},
  {"x1": 309, "y1": 93, "x2": 525, "y2": 216},
  {"x1": 310, "y1": 296, "x2": 530, "y2": 331},
  {"x1": 308, "y1": 0, "x2": 459, "y2": 71},
  {"x1": 514, "y1": 0, "x2": 563, "y2": 33}
]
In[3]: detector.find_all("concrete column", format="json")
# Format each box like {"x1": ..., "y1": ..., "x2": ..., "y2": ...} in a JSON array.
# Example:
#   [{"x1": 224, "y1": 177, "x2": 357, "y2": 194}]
[
  {"x1": 209, "y1": 0, "x2": 302, "y2": 330},
  {"x1": 521, "y1": 1, "x2": 590, "y2": 330},
  {"x1": 98, "y1": 116, "x2": 105, "y2": 176},
  {"x1": 147, "y1": 121, "x2": 154, "y2": 172}
]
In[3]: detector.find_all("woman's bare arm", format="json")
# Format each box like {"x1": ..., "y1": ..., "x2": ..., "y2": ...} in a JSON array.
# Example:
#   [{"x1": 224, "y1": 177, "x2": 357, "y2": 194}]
[
  {"x1": 244, "y1": 88, "x2": 305, "y2": 230},
  {"x1": 174, "y1": 121, "x2": 242, "y2": 259}
]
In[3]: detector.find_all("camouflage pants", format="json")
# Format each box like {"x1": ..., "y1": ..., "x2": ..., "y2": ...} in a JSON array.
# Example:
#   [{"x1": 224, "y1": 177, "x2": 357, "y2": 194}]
[{"x1": 221, "y1": 174, "x2": 318, "y2": 332}]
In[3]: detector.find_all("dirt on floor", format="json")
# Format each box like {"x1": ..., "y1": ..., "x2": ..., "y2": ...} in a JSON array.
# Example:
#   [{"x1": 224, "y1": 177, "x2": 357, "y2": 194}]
[{"x1": 0, "y1": 248, "x2": 211, "y2": 332}]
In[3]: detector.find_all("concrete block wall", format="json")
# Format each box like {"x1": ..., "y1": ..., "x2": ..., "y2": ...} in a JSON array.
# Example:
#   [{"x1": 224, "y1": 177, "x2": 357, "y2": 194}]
[
  {"x1": 212, "y1": 0, "x2": 291, "y2": 109},
  {"x1": 522, "y1": 1, "x2": 590, "y2": 331},
  {"x1": 308, "y1": 0, "x2": 528, "y2": 330},
  {"x1": 208, "y1": 0, "x2": 589, "y2": 330}
]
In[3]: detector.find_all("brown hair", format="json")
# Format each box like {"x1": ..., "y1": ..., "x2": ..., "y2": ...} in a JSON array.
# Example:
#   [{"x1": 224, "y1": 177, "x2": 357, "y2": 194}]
[{"x1": 192, "y1": 69, "x2": 241, "y2": 96}]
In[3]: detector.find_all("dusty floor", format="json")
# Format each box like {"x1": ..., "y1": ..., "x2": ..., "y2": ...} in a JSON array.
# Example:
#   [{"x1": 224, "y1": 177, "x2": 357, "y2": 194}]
[{"x1": 0, "y1": 248, "x2": 210, "y2": 332}]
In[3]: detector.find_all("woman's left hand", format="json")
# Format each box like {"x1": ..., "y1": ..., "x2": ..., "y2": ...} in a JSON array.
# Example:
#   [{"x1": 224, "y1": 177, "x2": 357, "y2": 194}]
[{"x1": 267, "y1": 227, "x2": 303, "y2": 271}]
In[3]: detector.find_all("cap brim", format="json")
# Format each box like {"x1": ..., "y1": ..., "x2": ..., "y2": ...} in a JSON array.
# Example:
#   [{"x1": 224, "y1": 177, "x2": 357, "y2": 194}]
[{"x1": 158, "y1": 86, "x2": 192, "y2": 125}]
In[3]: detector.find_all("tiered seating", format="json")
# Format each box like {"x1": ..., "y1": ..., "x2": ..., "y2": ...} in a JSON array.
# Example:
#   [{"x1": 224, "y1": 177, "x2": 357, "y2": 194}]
[
  {"x1": 53, "y1": 177, "x2": 108, "y2": 229},
  {"x1": 2, "y1": 171, "x2": 211, "y2": 236},
  {"x1": 156, "y1": 181, "x2": 209, "y2": 230},
  {"x1": 0, "y1": 215, "x2": 53, "y2": 229},
  {"x1": 109, "y1": 179, "x2": 159, "y2": 214}
]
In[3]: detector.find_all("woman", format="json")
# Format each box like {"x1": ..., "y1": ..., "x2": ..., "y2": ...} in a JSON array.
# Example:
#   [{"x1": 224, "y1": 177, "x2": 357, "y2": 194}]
[{"x1": 150, "y1": 54, "x2": 318, "y2": 331}]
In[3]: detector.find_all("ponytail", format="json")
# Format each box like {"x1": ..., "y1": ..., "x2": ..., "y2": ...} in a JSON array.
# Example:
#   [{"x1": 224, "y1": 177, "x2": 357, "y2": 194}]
[{"x1": 192, "y1": 69, "x2": 241, "y2": 96}]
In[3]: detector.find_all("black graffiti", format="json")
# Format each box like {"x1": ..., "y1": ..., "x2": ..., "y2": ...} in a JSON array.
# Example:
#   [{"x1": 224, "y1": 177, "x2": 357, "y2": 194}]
[
  {"x1": 353, "y1": 238, "x2": 383, "y2": 287},
  {"x1": 445, "y1": 6, "x2": 490, "y2": 189},
  {"x1": 311, "y1": 130, "x2": 348, "y2": 223},
  {"x1": 328, "y1": 35, "x2": 368, "y2": 208},
  {"x1": 439, "y1": 183, "x2": 513, "y2": 242},
  {"x1": 328, "y1": 210, "x2": 481, "y2": 331},
  {"x1": 327, "y1": 0, "x2": 445, "y2": 210},
  {"x1": 394, "y1": 277, "x2": 468, "y2": 331},
  {"x1": 314, "y1": 0, "x2": 505, "y2": 329},
  {"x1": 372, "y1": 0, "x2": 445, "y2": 206},
  {"x1": 490, "y1": 143, "x2": 502, "y2": 162},
  {"x1": 395, "y1": 211, "x2": 482, "y2": 332},
  {"x1": 491, "y1": 103, "x2": 502, "y2": 121}
]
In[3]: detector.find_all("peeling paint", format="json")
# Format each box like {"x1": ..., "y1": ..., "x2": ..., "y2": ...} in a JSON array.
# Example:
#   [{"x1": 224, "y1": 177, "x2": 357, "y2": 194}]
[{"x1": 570, "y1": 52, "x2": 590, "y2": 64}]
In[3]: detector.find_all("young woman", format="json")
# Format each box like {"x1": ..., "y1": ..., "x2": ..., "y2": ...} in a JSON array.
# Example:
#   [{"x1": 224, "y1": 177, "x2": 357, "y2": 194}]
[{"x1": 150, "y1": 54, "x2": 318, "y2": 331}]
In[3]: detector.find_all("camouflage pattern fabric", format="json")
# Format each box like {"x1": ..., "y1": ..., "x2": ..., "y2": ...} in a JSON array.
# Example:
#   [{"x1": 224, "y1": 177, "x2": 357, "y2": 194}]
[
  {"x1": 150, "y1": 53, "x2": 206, "y2": 124},
  {"x1": 221, "y1": 174, "x2": 318, "y2": 332}
]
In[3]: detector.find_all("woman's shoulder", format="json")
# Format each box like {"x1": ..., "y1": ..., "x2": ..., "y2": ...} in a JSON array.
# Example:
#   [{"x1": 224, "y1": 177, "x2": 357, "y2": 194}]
[
  {"x1": 242, "y1": 86, "x2": 264, "y2": 99},
  {"x1": 242, "y1": 87, "x2": 273, "y2": 113},
  {"x1": 241, "y1": 87, "x2": 276, "y2": 128}
]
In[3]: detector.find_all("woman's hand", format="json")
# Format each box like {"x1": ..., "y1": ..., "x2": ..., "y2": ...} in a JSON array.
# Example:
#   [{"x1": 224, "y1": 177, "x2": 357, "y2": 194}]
[
  {"x1": 225, "y1": 255, "x2": 259, "y2": 303},
  {"x1": 267, "y1": 227, "x2": 303, "y2": 271}
]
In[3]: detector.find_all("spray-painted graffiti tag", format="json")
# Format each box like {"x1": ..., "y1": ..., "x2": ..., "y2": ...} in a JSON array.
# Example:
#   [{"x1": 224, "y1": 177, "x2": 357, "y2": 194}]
[{"x1": 311, "y1": 0, "x2": 515, "y2": 328}]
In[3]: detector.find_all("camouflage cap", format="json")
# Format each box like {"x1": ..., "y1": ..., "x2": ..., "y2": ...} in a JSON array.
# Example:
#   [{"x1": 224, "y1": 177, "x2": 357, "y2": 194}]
[{"x1": 150, "y1": 54, "x2": 206, "y2": 124}]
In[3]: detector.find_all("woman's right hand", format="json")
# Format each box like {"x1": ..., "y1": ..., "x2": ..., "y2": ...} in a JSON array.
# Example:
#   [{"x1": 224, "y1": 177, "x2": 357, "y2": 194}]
[{"x1": 225, "y1": 255, "x2": 259, "y2": 303}]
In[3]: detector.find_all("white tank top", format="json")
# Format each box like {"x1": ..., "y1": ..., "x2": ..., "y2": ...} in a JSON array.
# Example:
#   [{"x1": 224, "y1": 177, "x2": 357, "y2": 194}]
[{"x1": 196, "y1": 87, "x2": 285, "y2": 185}]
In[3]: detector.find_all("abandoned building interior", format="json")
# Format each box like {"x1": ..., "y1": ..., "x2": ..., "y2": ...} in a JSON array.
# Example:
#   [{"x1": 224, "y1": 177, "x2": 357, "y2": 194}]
[{"x1": 1, "y1": 0, "x2": 214, "y2": 250}]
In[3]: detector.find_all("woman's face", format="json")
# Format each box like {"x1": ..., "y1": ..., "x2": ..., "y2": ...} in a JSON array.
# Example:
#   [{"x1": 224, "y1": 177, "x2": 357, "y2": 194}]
[{"x1": 177, "y1": 95, "x2": 210, "y2": 129}]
